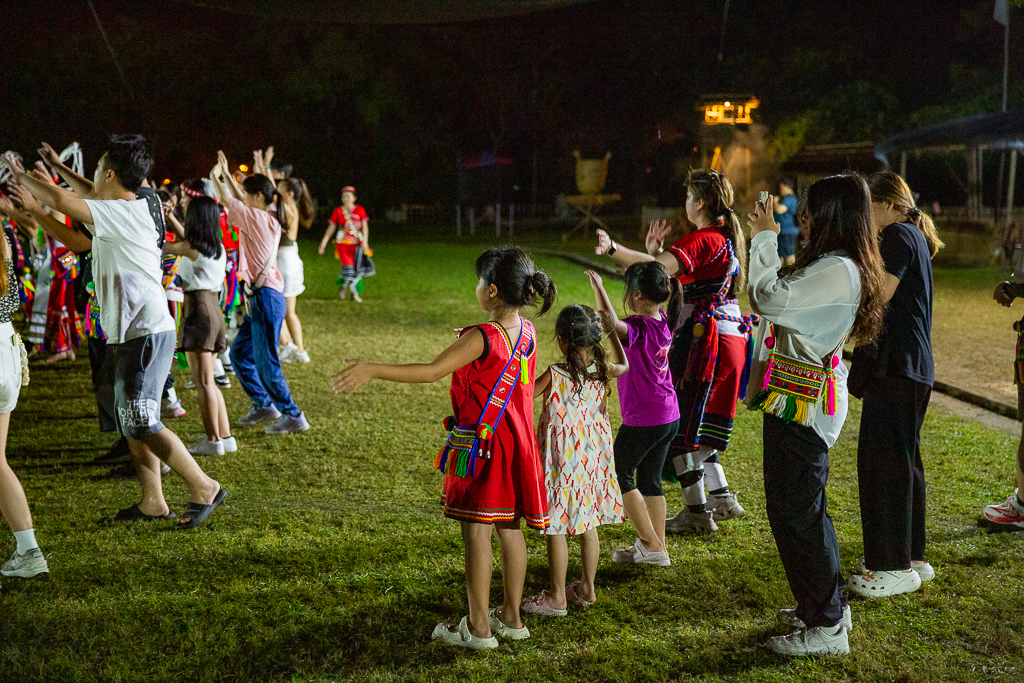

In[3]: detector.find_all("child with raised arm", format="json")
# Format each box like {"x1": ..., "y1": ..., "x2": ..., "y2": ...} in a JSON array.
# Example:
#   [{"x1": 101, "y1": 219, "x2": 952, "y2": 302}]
[
  {"x1": 590, "y1": 264, "x2": 682, "y2": 566},
  {"x1": 522, "y1": 297, "x2": 626, "y2": 616},
  {"x1": 332, "y1": 247, "x2": 555, "y2": 649}
]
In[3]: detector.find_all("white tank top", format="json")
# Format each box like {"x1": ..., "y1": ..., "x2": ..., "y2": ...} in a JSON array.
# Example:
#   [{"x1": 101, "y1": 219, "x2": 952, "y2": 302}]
[{"x1": 179, "y1": 246, "x2": 227, "y2": 293}]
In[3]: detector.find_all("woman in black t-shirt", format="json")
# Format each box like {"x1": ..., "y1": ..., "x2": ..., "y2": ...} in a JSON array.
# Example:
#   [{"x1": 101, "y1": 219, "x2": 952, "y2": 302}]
[{"x1": 847, "y1": 171, "x2": 943, "y2": 599}]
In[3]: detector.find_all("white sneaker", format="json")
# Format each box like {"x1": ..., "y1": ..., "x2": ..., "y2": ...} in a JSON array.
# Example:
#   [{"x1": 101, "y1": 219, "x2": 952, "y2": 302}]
[
  {"x1": 431, "y1": 617, "x2": 498, "y2": 649},
  {"x1": 665, "y1": 509, "x2": 718, "y2": 535},
  {"x1": 221, "y1": 436, "x2": 238, "y2": 453},
  {"x1": 612, "y1": 538, "x2": 671, "y2": 566},
  {"x1": 283, "y1": 349, "x2": 310, "y2": 364},
  {"x1": 706, "y1": 491, "x2": 746, "y2": 521},
  {"x1": 188, "y1": 439, "x2": 225, "y2": 456},
  {"x1": 278, "y1": 342, "x2": 298, "y2": 361},
  {"x1": 912, "y1": 561, "x2": 935, "y2": 582},
  {"x1": 847, "y1": 569, "x2": 921, "y2": 598},
  {"x1": 777, "y1": 604, "x2": 853, "y2": 633},
  {"x1": 1, "y1": 548, "x2": 49, "y2": 578},
  {"x1": 855, "y1": 557, "x2": 935, "y2": 583},
  {"x1": 767, "y1": 624, "x2": 849, "y2": 656}
]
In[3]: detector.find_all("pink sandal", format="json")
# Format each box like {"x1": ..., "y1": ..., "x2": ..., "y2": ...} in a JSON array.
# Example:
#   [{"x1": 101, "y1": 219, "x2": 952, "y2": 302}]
[
  {"x1": 520, "y1": 591, "x2": 568, "y2": 617},
  {"x1": 566, "y1": 581, "x2": 597, "y2": 607}
]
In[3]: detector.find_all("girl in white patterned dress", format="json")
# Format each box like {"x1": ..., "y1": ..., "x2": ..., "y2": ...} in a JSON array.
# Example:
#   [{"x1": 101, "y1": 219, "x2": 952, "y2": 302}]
[{"x1": 523, "y1": 302, "x2": 627, "y2": 615}]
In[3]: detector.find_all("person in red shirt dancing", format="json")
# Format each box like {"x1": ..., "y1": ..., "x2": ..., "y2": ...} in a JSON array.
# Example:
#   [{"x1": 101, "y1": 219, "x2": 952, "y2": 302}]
[
  {"x1": 595, "y1": 169, "x2": 754, "y2": 536},
  {"x1": 319, "y1": 187, "x2": 373, "y2": 302}
]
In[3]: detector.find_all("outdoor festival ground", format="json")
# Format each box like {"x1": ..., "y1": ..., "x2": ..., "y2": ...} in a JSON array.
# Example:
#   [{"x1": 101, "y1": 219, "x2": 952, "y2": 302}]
[{"x1": 1, "y1": 226, "x2": 1022, "y2": 683}]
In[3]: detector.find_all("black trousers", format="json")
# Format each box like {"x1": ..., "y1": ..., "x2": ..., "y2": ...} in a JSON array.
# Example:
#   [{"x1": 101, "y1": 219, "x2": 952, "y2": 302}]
[
  {"x1": 88, "y1": 336, "x2": 117, "y2": 433},
  {"x1": 763, "y1": 414, "x2": 845, "y2": 629},
  {"x1": 857, "y1": 376, "x2": 930, "y2": 570}
]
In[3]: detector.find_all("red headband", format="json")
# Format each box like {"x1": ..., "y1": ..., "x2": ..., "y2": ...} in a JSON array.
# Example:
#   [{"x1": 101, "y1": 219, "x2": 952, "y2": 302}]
[
  {"x1": 180, "y1": 183, "x2": 204, "y2": 199},
  {"x1": 341, "y1": 186, "x2": 356, "y2": 195}
]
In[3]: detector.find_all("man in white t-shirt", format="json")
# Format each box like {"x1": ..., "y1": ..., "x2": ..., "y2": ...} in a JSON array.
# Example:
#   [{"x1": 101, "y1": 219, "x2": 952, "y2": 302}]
[{"x1": 3, "y1": 136, "x2": 225, "y2": 528}]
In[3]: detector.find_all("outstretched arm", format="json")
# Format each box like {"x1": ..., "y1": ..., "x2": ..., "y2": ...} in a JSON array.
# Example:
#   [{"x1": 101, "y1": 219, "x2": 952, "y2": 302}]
[
  {"x1": 3, "y1": 187, "x2": 92, "y2": 252},
  {"x1": 586, "y1": 269, "x2": 628, "y2": 340},
  {"x1": 595, "y1": 224, "x2": 681, "y2": 276},
  {"x1": 319, "y1": 219, "x2": 335, "y2": 254},
  {"x1": 331, "y1": 327, "x2": 486, "y2": 396},
  {"x1": 3, "y1": 155, "x2": 92, "y2": 226}
]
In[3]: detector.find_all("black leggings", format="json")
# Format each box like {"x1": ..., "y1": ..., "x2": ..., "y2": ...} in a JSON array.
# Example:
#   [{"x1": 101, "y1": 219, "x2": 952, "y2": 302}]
[{"x1": 615, "y1": 420, "x2": 680, "y2": 497}]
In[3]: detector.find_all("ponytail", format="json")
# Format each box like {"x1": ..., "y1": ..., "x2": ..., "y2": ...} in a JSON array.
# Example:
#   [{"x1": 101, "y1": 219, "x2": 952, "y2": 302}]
[
  {"x1": 475, "y1": 247, "x2": 556, "y2": 315},
  {"x1": 666, "y1": 277, "x2": 684, "y2": 330},
  {"x1": 554, "y1": 304, "x2": 609, "y2": 397},
  {"x1": 867, "y1": 170, "x2": 944, "y2": 258},
  {"x1": 685, "y1": 169, "x2": 746, "y2": 295},
  {"x1": 528, "y1": 271, "x2": 556, "y2": 315},
  {"x1": 273, "y1": 189, "x2": 287, "y2": 229},
  {"x1": 283, "y1": 177, "x2": 315, "y2": 229}
]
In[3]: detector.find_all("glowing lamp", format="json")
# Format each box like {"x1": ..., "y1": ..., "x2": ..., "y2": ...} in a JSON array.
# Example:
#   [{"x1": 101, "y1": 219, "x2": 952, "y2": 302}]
[{"x1": 239, "y1": 164, "x2": 249, "y2": 172}]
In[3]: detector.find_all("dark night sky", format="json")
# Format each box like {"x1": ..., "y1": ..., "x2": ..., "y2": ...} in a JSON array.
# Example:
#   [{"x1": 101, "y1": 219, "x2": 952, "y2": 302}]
[{"x1": 0, "y1": 0, "x2": 1018, "y2": 210}]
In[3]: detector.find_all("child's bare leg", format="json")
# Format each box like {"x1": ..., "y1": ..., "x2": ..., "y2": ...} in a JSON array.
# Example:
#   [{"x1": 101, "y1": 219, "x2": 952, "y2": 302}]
[
  {"x1": 284, "y1": 296, "x2": 304, "y2": 352},
  {"x1": 577, "y1": 528, "x2": 600, "y2": 603},
  {"x1": 544, "y1": 534, "x2": 569, "y2": 609},
  {"x1": 461, "y1": 521, "x2": 494, "y2": 638},
  {"x1": 495, "y1": 519, "x2": 526, "y2": 629},
  {"x1": 644, "y1": 495, "x2": 668, "y2": 548},
  {"x1": 622, "y1": 489, "x2": 664, "y2": 551}
]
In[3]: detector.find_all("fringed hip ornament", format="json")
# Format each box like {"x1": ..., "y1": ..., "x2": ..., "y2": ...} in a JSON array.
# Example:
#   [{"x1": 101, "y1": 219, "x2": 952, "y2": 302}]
[
  {"x1": 16, "y1": 333, "x2": 29, "y2": 386},
  {"x1": 749, "y1": 325, "x2": 831, "y2": 427}
]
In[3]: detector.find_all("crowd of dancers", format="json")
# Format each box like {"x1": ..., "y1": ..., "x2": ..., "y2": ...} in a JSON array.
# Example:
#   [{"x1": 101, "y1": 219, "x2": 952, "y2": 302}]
[
  {"x1": 0, "y1": 134, "x2": 373, "y2": 571},
  {"x1": 1, "y1": 135, "x2": 1022, "y2": 660}
]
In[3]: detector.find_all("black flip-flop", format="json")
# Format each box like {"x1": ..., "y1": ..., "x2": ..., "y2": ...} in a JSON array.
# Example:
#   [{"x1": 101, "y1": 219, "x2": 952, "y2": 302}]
[
  {"x1": 175, "y1": 488, "x2": 227, "y2": 530},
  {"x1": 115, "y1": 504, "x2": 177, "y2": 521}
]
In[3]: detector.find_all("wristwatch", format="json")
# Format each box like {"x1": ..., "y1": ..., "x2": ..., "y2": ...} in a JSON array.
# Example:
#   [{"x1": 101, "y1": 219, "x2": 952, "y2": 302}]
[{"x1": 607, "y1": 242, "x2": 617, "y2": 256}]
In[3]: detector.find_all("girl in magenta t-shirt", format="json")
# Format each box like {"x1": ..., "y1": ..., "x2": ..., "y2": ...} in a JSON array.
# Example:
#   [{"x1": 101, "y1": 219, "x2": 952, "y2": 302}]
[{"x1": 588, "y1": 264, "x2": 682, "y2": 568}]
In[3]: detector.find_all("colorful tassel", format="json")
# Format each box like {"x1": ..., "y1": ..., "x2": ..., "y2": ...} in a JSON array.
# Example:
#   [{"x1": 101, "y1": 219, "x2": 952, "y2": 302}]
[{"x1": 520, "y1": 352, "x2": 529, "y2": 384}]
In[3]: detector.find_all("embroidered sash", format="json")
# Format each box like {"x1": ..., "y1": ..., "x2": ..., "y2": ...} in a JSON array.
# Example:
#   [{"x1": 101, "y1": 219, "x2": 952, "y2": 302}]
[{"x1": 434, "y1": 322, "x2": 533, "y2": 478}]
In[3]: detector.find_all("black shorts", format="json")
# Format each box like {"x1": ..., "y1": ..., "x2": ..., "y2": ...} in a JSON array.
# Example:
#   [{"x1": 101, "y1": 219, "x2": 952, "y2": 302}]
[{"x1": 777, "y1": 233, "x2": 798, "y2": 258}]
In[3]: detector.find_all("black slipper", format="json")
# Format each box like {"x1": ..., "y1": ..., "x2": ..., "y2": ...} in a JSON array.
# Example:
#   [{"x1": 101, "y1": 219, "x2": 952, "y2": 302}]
[
  {"x1": 175, "y1": 488, "x2": 227, "y2": 530},
  {"x1": 115, "y1": 504, "x2": 176, "y2": 521}
]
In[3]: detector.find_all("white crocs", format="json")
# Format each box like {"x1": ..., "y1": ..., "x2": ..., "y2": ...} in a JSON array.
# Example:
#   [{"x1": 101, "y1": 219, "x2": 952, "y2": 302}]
[
  {"x1": 847, "y1": 569, "x2": 921, "y2": 598},
  {"x1": 855, "y1": 556, "x2": 934, "y2": 583},
  {"x1": 489, "y1": 607, "x2": 530, "y2": 639},
  {"x1": 431, "y1": 617, "x2": 497, "y2": 649}
]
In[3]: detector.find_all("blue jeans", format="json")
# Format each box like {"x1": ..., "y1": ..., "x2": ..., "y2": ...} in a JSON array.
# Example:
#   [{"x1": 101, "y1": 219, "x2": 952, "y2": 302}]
[{"x1": 229, "y1": 287, "x2": 300, "y2": 417}]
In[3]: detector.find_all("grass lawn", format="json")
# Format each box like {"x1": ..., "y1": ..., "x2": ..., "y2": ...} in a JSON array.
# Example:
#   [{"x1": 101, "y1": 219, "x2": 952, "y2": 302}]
[{"x1": 1, "y1": 229, "x2": 1023, "y2": 682}]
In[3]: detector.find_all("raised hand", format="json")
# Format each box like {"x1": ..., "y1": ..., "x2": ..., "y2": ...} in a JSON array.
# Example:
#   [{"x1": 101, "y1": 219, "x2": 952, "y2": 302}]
[
  {"x1": 0, "y1": 152, "x2": 23, "y2": 178},
  {"x1": 747, "y1": 194, "x2": 780, "y2": 238},
  {"x1": 331, "y1": 360, "x2": 373, "y2": 397},
  {"x1": 33, "y1": 161, "x2": 57, "y2": 185},
  {"x1": 264, "y1": 146, "x2": 274, "y2": 165},
  {"x1": 38, "y1": 142, "x2": 61, "y2": 168},
  {"x1": 595, "y1": 229, "x2": 613, "y2": 256},
  {"x1": 646, "y1": 219, "x2": 671, "y2": 255},
  {"x1": 7, "y1": 182, "x2": 37, "y2": 209},
  {"x1": 584, "y1": 269, "x2": 604, "y2": 289},
  {"x1": 217, "y1": 150, "x2": 230, "y2": 174}
]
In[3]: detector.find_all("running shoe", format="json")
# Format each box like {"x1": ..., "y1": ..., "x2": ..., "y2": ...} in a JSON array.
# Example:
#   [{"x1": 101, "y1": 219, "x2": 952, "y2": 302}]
[
  {"x1": 265, "y1": 412, "x2": 310, "y2": 434},
  {"x1": 768, "y1": 625, "x2": 848, "y2": 656},
  {"x1": 983, "y1": 489, "x2": 1024, "y2": 529},
  {"x1": 665, "y1": 509, "x2": 718, "y2": 535},
  {"x1": 778, "y1": 604, "x2": 853, "y2": 632},
  {"x1": 1, "y1": 548, "x2": 49, "y2": 578},
  {"x1": 188, "y1": 439, "x2": 225, "y2": 456},
  {"x1": 161, "y1": 400, "x2": 186, "y2": 419},
  {"x1": 706, "y1": 491, "x2": 746, "y2": 521},
  {"x1": 611, "y1": 538, "x2": 671, "y2": 566},
  {"x1": 238, "y1": 405, "x2": 281, "y2": 426},
  {"x1": 282, "y1": 349, "x2": 310, "y2": 364}
]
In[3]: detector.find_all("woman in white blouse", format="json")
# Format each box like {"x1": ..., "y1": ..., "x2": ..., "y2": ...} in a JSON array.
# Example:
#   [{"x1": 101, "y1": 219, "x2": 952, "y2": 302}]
[{"x1": 745, "y1": 174, "x2": 886, "y2": 657}]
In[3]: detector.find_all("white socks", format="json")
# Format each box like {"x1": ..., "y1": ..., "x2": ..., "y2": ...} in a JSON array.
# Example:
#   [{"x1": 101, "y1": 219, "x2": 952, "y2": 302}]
[
  {"x1": 165, "y1": 387, "x2": 178, "y2": 405},
  {"x1": 14, "y1": 529, "x2": 38, "y2": 555}
]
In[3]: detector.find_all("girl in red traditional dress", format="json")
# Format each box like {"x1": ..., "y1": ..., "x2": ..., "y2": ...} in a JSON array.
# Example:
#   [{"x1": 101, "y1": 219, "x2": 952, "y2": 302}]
[
  {"x1": 595, "y1": 169, "x2": 754, "y2": 536},
  {"x1": 319, "y1": 186, "x2": 373, "y2": 302},
  {"x1": 41, "y1": 235, "x2": 82, "y2": 363},
  {"x1": 332, "y1": 247, "x2": 556, "y2": 650}
]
